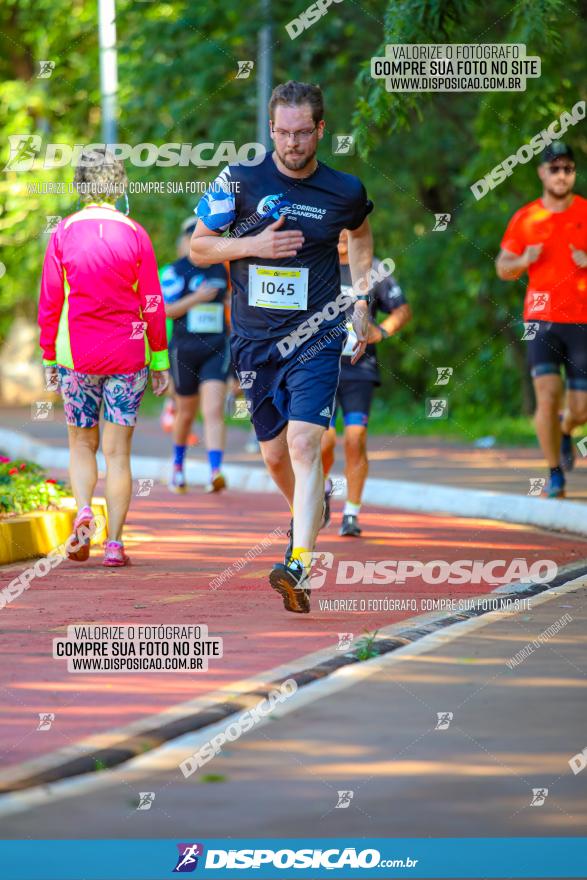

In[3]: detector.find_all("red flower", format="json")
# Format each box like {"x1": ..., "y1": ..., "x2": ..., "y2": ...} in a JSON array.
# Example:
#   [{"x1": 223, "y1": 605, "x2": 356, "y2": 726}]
[
  {"x1": 0, "y1": 456, "x2": 10, "y2": 463},
  {"x1": 20, "y1": 463, "x2": 26, "y2": 470},
  {"x1": 8, "y1": 467, "x2": 18, "y2": 475},
  {"x1": 46, "y1": 479, "x2": 57, "y2": 484}
]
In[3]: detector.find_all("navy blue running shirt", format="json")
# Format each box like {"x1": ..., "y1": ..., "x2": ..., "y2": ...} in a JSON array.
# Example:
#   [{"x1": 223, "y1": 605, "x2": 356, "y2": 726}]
[
  {"x1": 339, "y1": 261, "x2": 407, "y2": 385},
  {"x1": 194, "y1": 151, "x2": 373, "y2": 341},
  {"x1": 160, "y1": 257, "x2": 228, "y2": 351}
]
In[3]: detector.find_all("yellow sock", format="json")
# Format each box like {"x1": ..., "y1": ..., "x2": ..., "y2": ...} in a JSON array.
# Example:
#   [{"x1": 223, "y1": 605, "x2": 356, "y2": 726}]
[{"x1": 291, "y1": 546, "x2": 311, "y2": 571}]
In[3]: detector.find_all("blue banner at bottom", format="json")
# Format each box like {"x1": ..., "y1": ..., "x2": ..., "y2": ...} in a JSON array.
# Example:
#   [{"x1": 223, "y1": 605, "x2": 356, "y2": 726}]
[{"x1": 0, "y1": 838, "x2": 585, "y2": 879}]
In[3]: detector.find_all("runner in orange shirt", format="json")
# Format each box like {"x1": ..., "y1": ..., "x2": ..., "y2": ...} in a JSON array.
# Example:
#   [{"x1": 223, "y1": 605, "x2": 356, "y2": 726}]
[{"x1": 496, "y1": 143, "x2": 587, "y2": 498}]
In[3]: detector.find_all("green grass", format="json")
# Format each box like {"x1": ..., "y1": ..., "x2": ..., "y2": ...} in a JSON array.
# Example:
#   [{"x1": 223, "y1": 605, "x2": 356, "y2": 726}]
[
  {"x1": 141, "y1": 386, "x2": 587, "y2": 447},
  {"x1": 365, "y1": 402, "x2": 539, "y2": 445},
  {"x1": 199, "y1": 773, "x2": 226, "y2": 783}
]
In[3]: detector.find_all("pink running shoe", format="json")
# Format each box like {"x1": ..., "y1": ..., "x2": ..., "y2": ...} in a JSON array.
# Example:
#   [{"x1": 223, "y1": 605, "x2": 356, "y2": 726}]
[
  {"x1": 160, "y1": 398, "x2": 175, "y2": 433},
  {"x1": 103, "y1": 541, "x2": 130, "y2": 567},
  {"x1": 67, "y1": 506, "x2": 94, "y2": 562}
]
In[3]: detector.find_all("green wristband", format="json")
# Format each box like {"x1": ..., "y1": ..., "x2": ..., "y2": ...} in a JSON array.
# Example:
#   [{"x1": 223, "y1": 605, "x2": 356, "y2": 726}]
[{"x1": 150, "y1": 349, "x2": 170, "y2": 371}]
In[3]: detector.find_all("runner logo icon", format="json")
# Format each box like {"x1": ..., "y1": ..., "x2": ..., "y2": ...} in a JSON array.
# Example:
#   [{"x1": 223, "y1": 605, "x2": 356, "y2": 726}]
[
  {"x1": 522, "y1": 322, "x2": 539, "y2": 340},
  {"x1": 337, "y1": 632, "x2": 354, "y2": 651},
  {"x1": 37, "y1": 712, "x2": 55, "y2": 731},
  {"x1": 173, "y1": 843, "x2": 204, "y2": 872},
  {"x1": 335, "y1": 790, "x2": 354, "y2": 808},
  {"x1": 435, "y1": 711, "x2": 453, "y2": 730},
  {"x1": 530, "y1": 788, "x2": 548, "y2": 806},
  {"x1": 238, "y1": 370, "x2": 257, "y2": 389},
  {"x1": 136, "y1": 792, "x2": 155, "y2": 810},
  {"x1": 302, "y1": 551, "x2": 334, "y2": 589},
  {"x1": 130, "y1": 321, "x2": 147, "y2": 340}
]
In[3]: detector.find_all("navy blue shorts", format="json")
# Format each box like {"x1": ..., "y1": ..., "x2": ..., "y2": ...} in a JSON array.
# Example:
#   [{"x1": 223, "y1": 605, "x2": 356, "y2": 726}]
[
  {"x1": 169, "y1": 338, "x2": 230, "y2": 396},
  {"x1": 527, "y1": 322, "x2": 587, "y2": 390},
  {"x1": 330, "y1": 379, "x2": 374, "y2": 429},
  {"x1": 231, "y1": 330, "x2": 344, "y2": 442}
]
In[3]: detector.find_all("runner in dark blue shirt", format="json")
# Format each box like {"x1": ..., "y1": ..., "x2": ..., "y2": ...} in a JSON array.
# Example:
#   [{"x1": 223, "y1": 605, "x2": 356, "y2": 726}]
[
  {"x1": 191, "y1": 81, "x2": 374, "y2": 613},
  {"x1": 162, "y1": 217, "x2": 230, "y2": 494},
  {"x1": 321, "y1": 230, "x2": 412, "y2": 537}
]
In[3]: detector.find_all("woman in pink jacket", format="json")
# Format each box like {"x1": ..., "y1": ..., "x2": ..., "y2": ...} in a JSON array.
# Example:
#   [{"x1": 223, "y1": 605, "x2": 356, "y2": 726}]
[{"x1": 38, "y1": 148, "x2": 169, "y2": 567}]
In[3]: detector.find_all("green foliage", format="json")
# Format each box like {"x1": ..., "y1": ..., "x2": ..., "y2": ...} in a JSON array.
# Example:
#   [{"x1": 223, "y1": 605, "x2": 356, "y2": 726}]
[
  {"x1": 199, "y1": 773, "x2": 226, "y2": 783},
  {"x1": 354, "y1": 629, "x2": 380, "y2": 661},
  {"x1": 1, "y1": 0, "x2": 585, "y2": 426},
  {"x1": 0, "y1": 457, "x2": 68, "y2": 515},
  {"x1": 353, "y1": 0, "x2": 586, "y2": 420}
]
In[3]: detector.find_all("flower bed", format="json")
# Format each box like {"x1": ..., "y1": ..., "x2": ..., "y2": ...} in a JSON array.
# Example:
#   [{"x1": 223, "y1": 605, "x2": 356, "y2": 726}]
[{"x1": 0, "y1": 456, "x2": 68, "y2": 516}]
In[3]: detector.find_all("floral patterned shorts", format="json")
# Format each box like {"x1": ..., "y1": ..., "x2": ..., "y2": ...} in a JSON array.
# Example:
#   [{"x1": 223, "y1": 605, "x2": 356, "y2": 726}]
[{"x1": 57, "y1": 367, "x2": 149, "y2": 428}]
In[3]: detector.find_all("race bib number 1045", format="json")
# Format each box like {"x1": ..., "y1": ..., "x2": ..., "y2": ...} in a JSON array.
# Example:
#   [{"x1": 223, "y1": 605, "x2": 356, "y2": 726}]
[{"x1": 248, "y1": 265, "x2": 309, "y2": 310}]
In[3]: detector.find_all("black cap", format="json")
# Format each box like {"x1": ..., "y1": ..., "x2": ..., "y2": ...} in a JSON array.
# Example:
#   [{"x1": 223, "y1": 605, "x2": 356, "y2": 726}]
[
  {"x1": 540, "y1": 142, "x2": 575, "y2": 164},
  {"x1": 181, "y1": 216, "x2": 198, "y2": 235}
]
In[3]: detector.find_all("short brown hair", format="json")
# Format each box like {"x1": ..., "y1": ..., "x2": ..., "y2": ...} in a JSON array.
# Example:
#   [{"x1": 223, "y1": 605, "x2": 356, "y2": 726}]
[{"x1": 268, "y1": 81, "x2": 324, "y2": 125}]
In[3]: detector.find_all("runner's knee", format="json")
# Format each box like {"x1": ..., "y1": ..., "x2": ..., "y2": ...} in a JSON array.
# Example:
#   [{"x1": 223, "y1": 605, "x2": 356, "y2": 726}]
[
  {"x1": 568, "y1": 400, "x2": 587, "y2": 424},
  {"x1": 70, "y1": 427, "x2": 99, "y2": 454},
  {"x1": 102, "y1": 445, "x2": 131, "y2": 463},
  {"x1": 201, "y1": 399, "x2": 223, "y2": 422},
  {"x1": 288, "y1": 430, "x2": 322, "y2": 465},
  {"x1": 535, "y1": 387, "x2": 561, "y2": 412},
  {"x1": 102, "y1": 431, "x2": 132, "y2": 459},
  {"x1": 262, "y1": 443, "x2": 289, "y2": 471},
  {"x1": 344, "y1": 432, "x2": 367, "y2": 459},
  {"x1": 175, "y1": 395, "x2": 197, "y2": 418}
]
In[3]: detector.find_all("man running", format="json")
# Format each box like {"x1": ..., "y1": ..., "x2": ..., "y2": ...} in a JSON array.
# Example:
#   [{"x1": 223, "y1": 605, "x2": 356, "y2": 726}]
[
  {"x1": 496, "y1": 142, "x2": 587, "y2": 498},
  {"x1": 161, "y1": 217, "x2": 230, "y2": 493},
  {"x1": 322, "y1": 230, "x2": 411, "y2": 536},
  {"x1": 191, "y1": 80, "x2": 374, "y2": 613}
]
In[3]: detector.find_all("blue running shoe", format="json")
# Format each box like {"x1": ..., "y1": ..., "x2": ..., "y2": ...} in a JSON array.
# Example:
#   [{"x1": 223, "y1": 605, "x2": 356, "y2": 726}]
[{"x1": 542, "y1": 471, "x2": 566, "y2": 499}]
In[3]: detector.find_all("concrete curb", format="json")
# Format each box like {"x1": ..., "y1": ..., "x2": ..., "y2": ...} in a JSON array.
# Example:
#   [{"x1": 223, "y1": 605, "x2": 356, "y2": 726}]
[
  {"x1": 1, "y1": 564, "x2": 585, "y2": 795},
  {"x1": 0, "y1": 498, "x2": 107, "y2": 566},
  {"x1": 2, "y1": 427, "x2": 586, "y2": 535}
]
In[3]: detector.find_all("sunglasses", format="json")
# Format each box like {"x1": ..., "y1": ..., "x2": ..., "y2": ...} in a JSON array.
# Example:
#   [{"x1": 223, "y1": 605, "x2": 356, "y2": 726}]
[{"x1": 547, "y1": 164, "x2": 576, "y2": 175}]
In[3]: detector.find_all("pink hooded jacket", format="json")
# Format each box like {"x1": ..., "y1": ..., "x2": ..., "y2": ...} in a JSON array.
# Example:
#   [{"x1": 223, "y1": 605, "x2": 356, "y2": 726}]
[{"x1": 38, "y1": 202, "x2": 169, "y2": 374}]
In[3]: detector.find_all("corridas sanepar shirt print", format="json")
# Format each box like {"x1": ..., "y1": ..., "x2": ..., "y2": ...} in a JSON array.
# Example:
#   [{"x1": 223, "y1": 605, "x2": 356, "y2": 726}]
[{"x1": 195, "y1": 150, "x2": 373, "y2": 342}]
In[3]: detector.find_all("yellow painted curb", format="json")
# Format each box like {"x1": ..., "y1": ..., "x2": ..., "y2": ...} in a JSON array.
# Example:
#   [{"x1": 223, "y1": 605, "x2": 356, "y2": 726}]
[{"x1": 0, "y1": 498, "x2": 108, "y2": 566}]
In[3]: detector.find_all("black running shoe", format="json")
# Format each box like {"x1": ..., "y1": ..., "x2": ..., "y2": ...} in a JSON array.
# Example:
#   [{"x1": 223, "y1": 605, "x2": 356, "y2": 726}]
[
  {"x1": 284, "y1": 517, "x2": 293, "y2": 565},
  {"x1": 340, "y1": 514, "x2": 362, "y2": 537},
  {"x1": 269, "y1": 559, "x2": 311, "y2": 614}
]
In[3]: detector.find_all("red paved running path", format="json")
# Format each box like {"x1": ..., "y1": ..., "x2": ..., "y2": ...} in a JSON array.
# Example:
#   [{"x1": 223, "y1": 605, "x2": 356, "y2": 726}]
[{"x1": 1, "y1": 486, "x2": 586, "y2": 773}]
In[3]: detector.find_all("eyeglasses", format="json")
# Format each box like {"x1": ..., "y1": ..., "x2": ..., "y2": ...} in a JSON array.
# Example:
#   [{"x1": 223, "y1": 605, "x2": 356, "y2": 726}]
[
  {"x1": 271, "y1": 126, "x2": 317, "y2": 142},
  {"x1": 547, "y1": 164, "x2": 576, "y2": 175}
]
